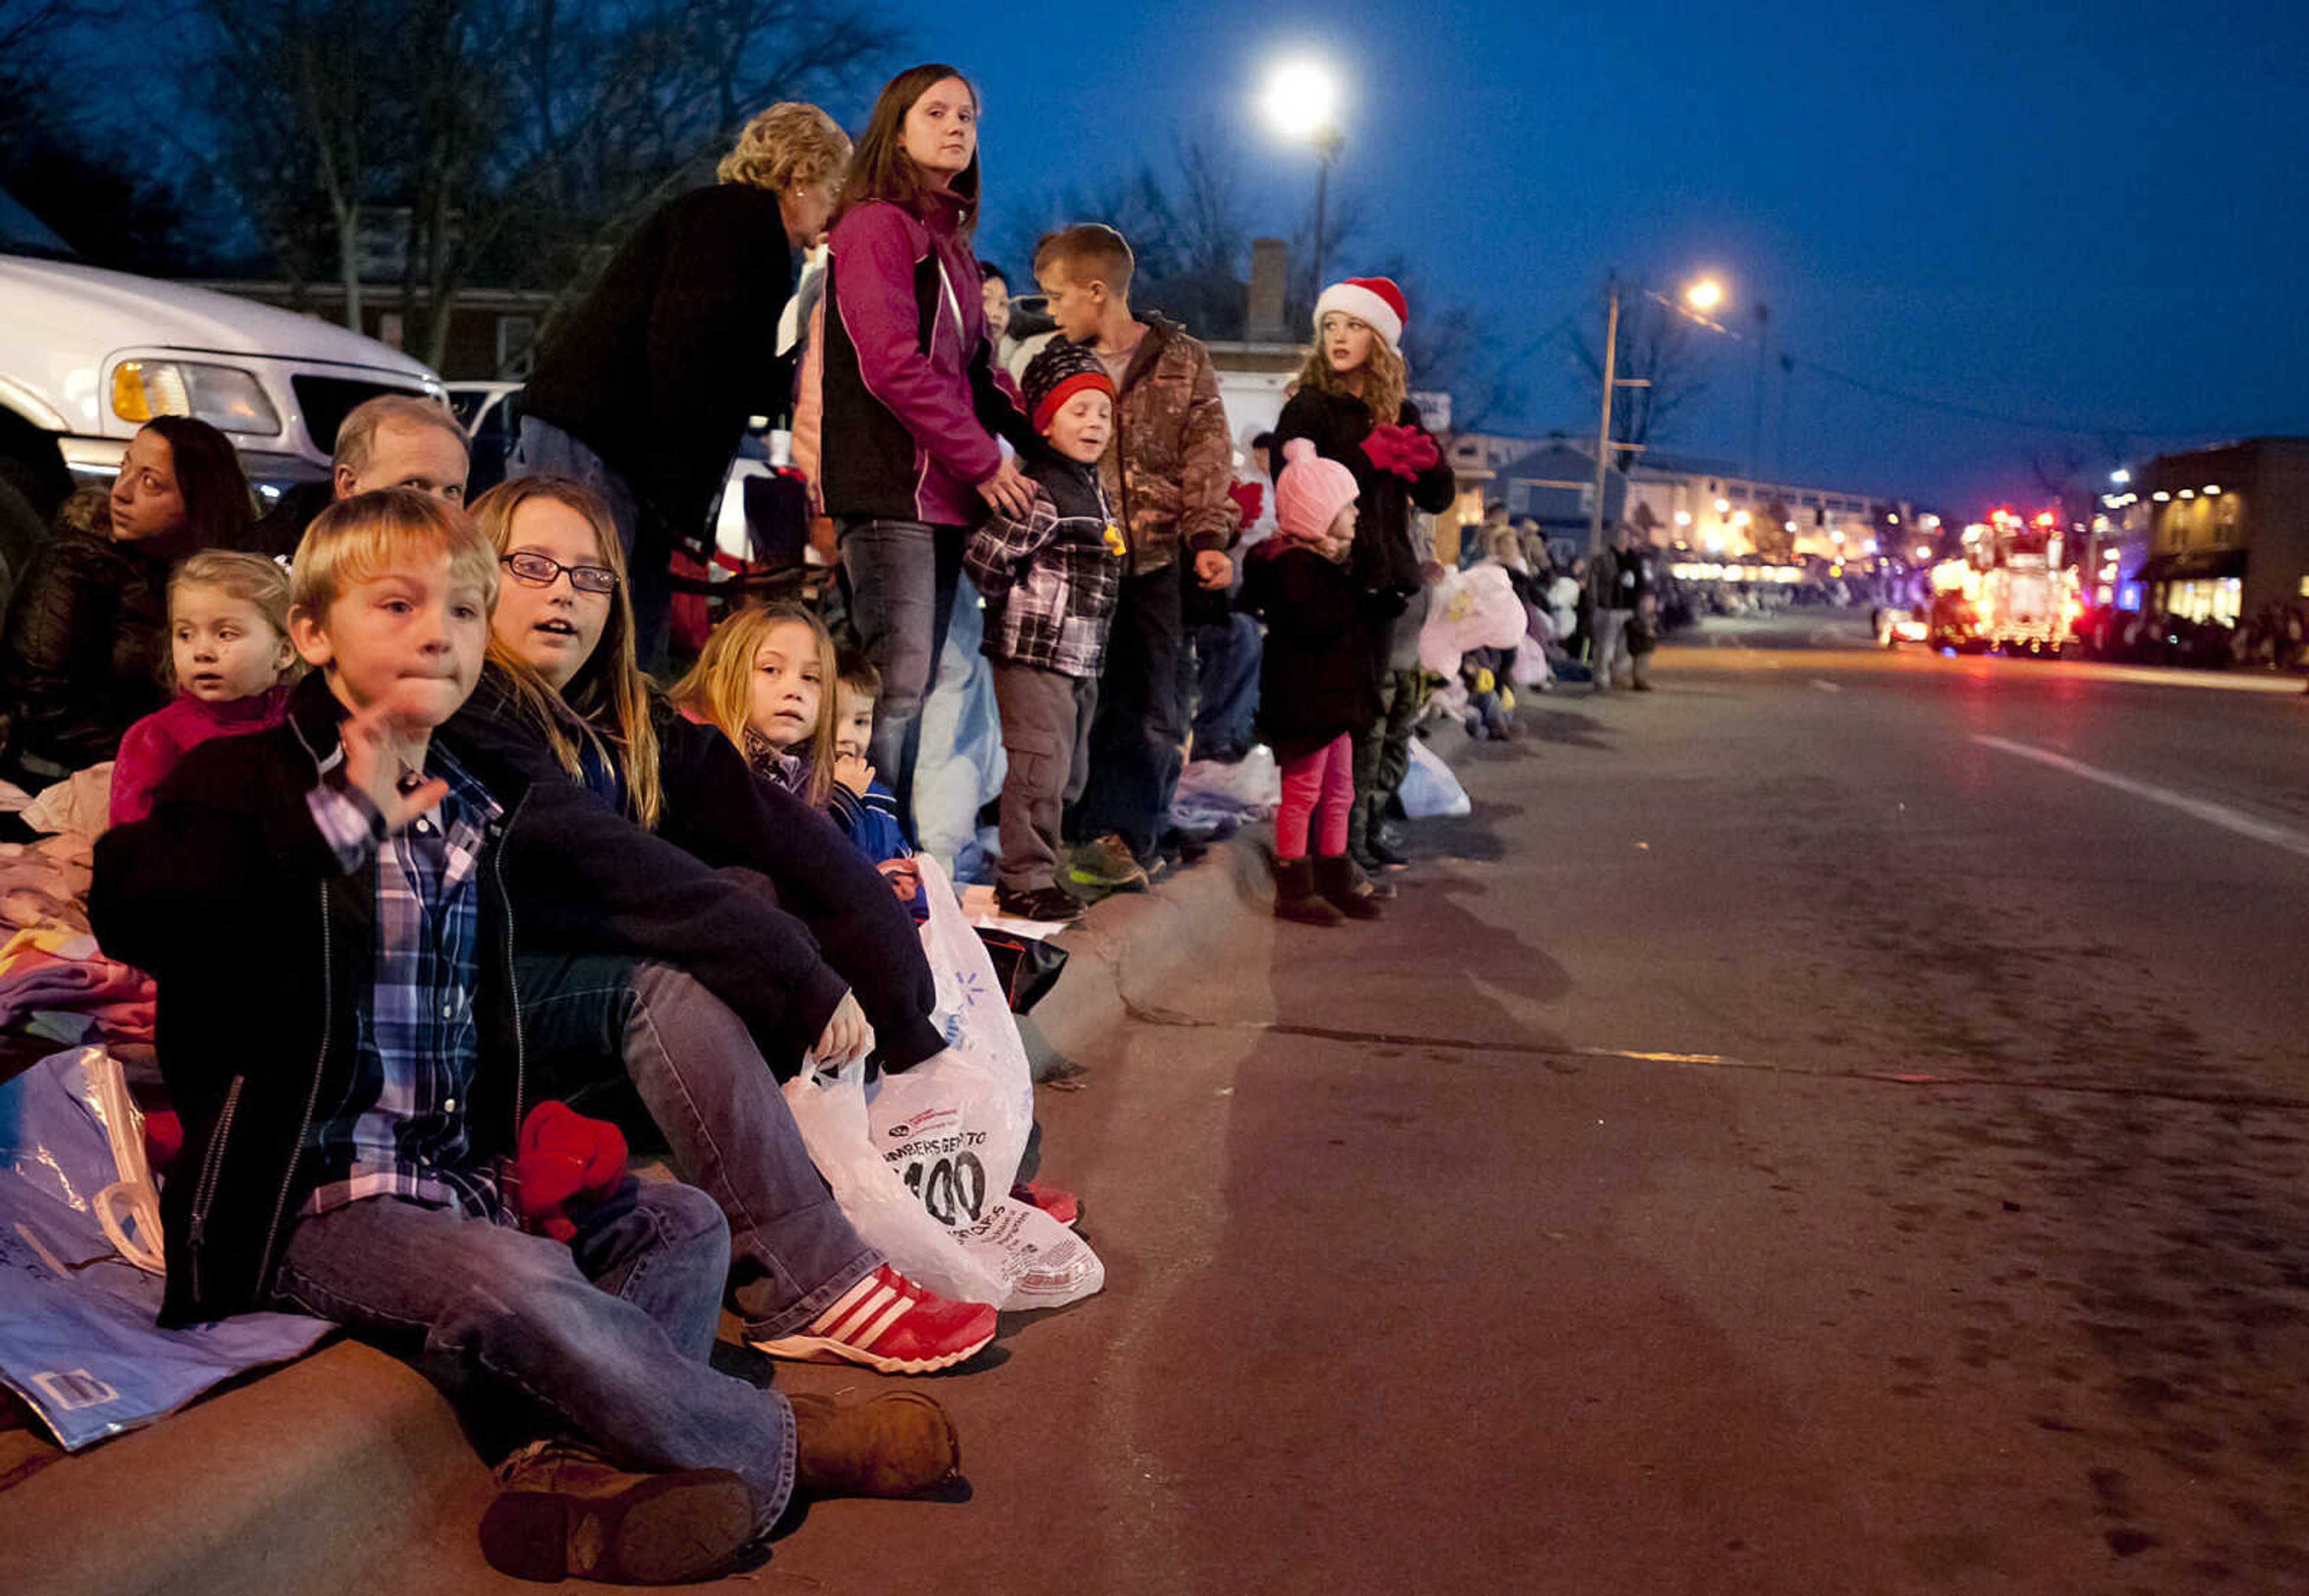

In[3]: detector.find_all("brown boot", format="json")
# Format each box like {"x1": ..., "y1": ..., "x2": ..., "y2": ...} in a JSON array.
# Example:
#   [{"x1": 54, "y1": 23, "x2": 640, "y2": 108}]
[
  {"x1": 479, "y1": 1441, "x2": 755, "y2": 1585},
  {"x1": 788, "y1": 1391, "x2": 961, "y2": 1498},
  {"x1": 1273, "y1": 856, "x2": 1345, "y2": 925},
  {"x1": 1313, "y1": 855, "x2": 1384, "y2": 919}
]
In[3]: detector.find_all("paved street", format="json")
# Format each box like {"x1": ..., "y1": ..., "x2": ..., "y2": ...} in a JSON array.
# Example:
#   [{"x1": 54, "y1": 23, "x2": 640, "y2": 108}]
[{"x1": 749, "y1": 614, "x2": 2309, "y2": 1596}]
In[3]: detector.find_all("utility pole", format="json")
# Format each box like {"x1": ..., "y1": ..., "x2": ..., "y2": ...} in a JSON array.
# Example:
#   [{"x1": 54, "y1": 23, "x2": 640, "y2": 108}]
[
  {"x1": 1589, "y1": 280, "x2": 1621, "y2": 558},
  {"x1": 1749, "y1": 301, "x2": 1770, "y2": 482},
  {"x1": 1308, "y1": 125, "x2": 1343, "y2": 296},
  {"x1": 1587, "y1": 280, "x2": 1650, "y2": 556}
]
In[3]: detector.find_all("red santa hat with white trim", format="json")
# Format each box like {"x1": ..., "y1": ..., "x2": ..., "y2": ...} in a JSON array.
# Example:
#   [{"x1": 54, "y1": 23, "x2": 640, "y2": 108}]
[{"x1": 1313, "y1": 275, "x2": 1408, "y2": 354}]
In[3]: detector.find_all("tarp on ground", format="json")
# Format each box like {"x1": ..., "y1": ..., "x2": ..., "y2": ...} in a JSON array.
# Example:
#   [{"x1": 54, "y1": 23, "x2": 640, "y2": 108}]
[{"x1": 0, "y1": 1048, "x2": 331, "y2": 1450}]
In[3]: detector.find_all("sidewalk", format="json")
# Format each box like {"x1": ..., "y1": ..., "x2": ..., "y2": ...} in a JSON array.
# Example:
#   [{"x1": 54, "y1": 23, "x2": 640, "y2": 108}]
[{"x1": 0, "y1": 804, "x2": 1293, "y2": 1596}]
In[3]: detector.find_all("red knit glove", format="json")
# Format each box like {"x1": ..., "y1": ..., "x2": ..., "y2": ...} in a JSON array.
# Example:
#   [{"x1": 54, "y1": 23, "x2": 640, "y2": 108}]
[
  {"x1": 1360, "y1": 424, "x2": 1429, "y2": 482},
  {"x1": 1400, "y1": 429, "x2": 1442, "y2": 473},
  {"x1": 514, "y1": 1100, "x2": 629, "y2": 1243},
  {"x1": 1227, "y1": 479, "x2": 1264, "y2": 532}
]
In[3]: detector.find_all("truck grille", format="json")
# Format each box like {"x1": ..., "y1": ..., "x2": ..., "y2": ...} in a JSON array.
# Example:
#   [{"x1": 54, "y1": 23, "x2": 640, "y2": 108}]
[{"x1": 292, "y1": 376, "x2": 428, "y2": 455}]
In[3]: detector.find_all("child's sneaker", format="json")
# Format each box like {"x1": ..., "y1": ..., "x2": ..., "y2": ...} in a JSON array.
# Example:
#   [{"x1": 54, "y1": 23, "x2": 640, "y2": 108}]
[
  {"x1": 1067, "y1": 833, "x2": 1150, "y2": 892},
  {"x1": 750, "y1": 1265, "x2": 997, "y2": 1374},
  {"x1": 994, "y1": 883, "x2": 1085, "y2": 922},
  {"x1": 479, "y1": 1441, "x2": 755, "y2": 1585}
]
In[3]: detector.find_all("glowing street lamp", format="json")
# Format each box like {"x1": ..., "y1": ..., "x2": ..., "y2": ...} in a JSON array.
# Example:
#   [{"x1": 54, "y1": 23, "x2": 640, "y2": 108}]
[
  {"x1": 1685, "y1": 278, "x2": 1725, "y2": 313},
  {"x1": 1264, "y1": 61, "x2": 1345, "y2": 289}
]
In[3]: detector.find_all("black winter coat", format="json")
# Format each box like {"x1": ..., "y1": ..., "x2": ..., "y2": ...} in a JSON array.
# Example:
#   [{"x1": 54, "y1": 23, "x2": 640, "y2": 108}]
[
  {"x1": 1239, "y1": 539, "x2": 1381, "y2": 758},
  {"x1": 1269, "y1": 390, "x2": 1456, "y2": 613},
  {"x1": 438, "y1": 669, "x2": 943, "y2": 1073},
  {"x1": 90, "y1": 678, "x2": 537, "y2": 1325},
  {"x1": 521, "y1": 185, "x2": 796, "y2": 553},
  {"x1": 0, "y1": 524, "x2": 172, "y2": 778}
]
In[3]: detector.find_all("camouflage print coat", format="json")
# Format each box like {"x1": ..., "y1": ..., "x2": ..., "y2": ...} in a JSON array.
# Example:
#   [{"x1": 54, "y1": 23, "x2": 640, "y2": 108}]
[{"x1": 1088, "y1": 316, "x2": 1235, "y2": 577}]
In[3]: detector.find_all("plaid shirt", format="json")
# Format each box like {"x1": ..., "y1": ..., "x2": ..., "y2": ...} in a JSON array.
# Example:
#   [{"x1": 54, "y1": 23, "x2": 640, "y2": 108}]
[
  {"x1": 963, "y1": 474, "x2": 1123, "y2": 680},
  {"x1": 299, "y1": 743, "x2": 505, "y2": 1220}
]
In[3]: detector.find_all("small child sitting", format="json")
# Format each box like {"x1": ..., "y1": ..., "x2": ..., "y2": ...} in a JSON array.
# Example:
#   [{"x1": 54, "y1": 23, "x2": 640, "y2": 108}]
[
  {"x1": 1239, "y1": 440, "x2": 1385, "y2": 925},
  {"x1": 671, "y1": 600, "x2": 838, "y2": 804},
  {"x1": 961, "y1": 341, "x2": 1126, "y2": 923},
  {"x1": 676, "y1": 606, "x2": 922, "y2": 903},
  {"x1": 829, "y1": 647, "x2": 911, "y2": 867},
  {"x1": 109, "y1": 550, "x2": 299, "y2": 827}
]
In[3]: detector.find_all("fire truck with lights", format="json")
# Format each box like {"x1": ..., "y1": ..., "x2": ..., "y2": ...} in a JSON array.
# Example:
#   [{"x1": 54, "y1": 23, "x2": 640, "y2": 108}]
[{"x1": 1924, "y1": 509, "x2": 2079, "y2": 655}]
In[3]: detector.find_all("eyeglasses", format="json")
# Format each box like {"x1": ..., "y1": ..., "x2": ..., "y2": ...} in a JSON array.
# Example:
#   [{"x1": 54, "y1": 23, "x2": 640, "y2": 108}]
[{"x1": 501, "y1": 551, "x2": 618, "y2": 594}]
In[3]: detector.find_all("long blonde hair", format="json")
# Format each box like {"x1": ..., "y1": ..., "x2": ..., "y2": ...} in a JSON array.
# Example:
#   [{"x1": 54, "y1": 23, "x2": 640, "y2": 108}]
[
  {"x1": 1291, "y1": 327, "x2": 1408, "y2": 428},
  {"x1": 671, "y1": 601, "x2": 839, "y2": 809},
  {"x1": 466, "y1": 476, "x2": 663, "y2": 830}
]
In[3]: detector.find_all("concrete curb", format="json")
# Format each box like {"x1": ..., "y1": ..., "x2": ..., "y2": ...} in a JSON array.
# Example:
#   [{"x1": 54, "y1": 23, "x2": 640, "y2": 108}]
[
  {"x1": 1025, "y1": 829, "x2": 1271, "y2": 1066},
  {"x1": 0, "y1": 1339, "x2": 481, "y2": 1596}
]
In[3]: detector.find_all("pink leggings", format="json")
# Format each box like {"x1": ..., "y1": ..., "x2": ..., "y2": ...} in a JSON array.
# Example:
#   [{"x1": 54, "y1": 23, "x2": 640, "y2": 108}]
[{"x1": 1276, "y1": 733, "x2": 1354, "y2": 859}]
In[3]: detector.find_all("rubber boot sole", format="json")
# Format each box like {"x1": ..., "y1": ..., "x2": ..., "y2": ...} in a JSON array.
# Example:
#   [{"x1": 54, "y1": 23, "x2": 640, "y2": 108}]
[{"x1": 479, "y1": 1468, "x2": 754, "y2": 1585}]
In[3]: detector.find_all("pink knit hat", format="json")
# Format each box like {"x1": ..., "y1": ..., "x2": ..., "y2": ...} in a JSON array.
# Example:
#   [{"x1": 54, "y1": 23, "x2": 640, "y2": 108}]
[{"x1": 1273, "y1": 437, "x2": 1359, "y2": 545}]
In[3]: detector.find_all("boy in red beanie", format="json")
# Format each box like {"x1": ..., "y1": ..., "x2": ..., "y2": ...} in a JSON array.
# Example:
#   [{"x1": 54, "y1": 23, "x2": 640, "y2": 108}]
[{"x1": 964, "y1": 340, "x2": 1126, "y2": 921}]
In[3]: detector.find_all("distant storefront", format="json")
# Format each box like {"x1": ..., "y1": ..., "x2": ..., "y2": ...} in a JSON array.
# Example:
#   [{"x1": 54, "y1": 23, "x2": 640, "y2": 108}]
[{"x1": 2132, "y1": 438, "x2": 2309, "y2": 624}]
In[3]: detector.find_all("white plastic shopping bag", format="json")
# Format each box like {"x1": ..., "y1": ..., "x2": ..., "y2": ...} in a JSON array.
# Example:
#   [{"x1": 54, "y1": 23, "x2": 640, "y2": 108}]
[
  {"x1": 782, "y1": 856, "x2": 1103, "y2": 1310},
  {"x1": 1399, "y1": 737, "x2": 1472, "y2": 819}
]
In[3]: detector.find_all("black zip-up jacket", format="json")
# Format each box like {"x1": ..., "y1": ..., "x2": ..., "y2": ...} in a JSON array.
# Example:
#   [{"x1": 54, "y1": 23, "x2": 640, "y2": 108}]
[
  {"x1": 90, "y1": 677, "x2": 539, "y2": 1325},
  {"x1": 438, "y1": 669, "x2": 942, "y2": 1074},
  {"x1": 0, "y1": 523, "x2": 172, "y2": 779},
  {"x1": 1269, "y1": 391, "x2": 1456, "y2": 613},
  {"x1": 521, "y1": 184, "x2": 796, "y2": 553}
]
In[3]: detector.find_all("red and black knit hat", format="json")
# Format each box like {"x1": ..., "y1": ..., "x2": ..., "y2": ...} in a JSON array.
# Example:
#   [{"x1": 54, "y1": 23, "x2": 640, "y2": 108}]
[{"x1": 1023, "y1": 340, "x2": 1116, "y2": 434}]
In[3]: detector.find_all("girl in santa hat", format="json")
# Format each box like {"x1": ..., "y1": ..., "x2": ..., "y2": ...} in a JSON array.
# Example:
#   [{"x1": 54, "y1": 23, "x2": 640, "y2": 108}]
[{"x1": 1268, "y1": 277, "x2": 1457, "y2": 889}]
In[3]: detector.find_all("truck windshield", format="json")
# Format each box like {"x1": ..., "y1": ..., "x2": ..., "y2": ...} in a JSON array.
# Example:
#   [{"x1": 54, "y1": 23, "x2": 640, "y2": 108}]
[{"x1": 0, "y1": 189, "x2": 78, "y2": 259}]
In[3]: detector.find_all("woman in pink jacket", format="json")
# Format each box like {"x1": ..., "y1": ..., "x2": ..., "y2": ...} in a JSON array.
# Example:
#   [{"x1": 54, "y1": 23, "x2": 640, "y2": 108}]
[{"x1": 818, "y1": 63, "x2": 1032, "y2": 829}]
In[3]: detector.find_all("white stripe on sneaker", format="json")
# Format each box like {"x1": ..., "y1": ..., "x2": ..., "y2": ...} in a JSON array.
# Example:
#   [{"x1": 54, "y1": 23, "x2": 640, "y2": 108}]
[
  {"x1": 850, "y1": 1295, "x2": 913, "y2": 1351},
  {"x1": 809, "y1": 1274, "x2": 880, "y2": 1334},
  {"x1": 825, "y1": 1284, "x2": 900, "y2": 1345}
]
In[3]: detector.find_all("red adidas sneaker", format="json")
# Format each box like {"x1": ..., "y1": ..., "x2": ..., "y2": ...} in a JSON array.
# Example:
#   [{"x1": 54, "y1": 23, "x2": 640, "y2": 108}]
[{"x1": 750, "y1": 1266, "x2": 998, "y2": 1375}]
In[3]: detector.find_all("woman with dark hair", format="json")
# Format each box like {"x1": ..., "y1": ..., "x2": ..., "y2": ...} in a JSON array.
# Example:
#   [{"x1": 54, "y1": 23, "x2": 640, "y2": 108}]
[
  {"x1": 818, "y1": 63, "x2": 1034, "y2": 830},
  {"x1": 0, "y1": 416, "x2": 253, "y2": 782}
]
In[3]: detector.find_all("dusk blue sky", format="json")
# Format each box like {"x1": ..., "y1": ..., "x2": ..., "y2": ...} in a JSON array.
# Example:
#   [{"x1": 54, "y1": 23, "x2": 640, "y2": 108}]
[{"x1": 857, "y1": 0, "x2": 2309, "y2": 512}]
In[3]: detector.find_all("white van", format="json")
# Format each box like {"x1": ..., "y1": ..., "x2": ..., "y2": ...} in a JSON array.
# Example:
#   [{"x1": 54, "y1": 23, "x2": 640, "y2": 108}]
[{"x1": 0, "y1": 187, "x2": 443, "y2": 596}]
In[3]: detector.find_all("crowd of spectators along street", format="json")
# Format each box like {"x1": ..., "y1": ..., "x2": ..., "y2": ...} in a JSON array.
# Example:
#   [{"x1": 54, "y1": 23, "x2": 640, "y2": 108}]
[{"x1": 0, "y1": 61, "x2": 1658, "y2": 1582}]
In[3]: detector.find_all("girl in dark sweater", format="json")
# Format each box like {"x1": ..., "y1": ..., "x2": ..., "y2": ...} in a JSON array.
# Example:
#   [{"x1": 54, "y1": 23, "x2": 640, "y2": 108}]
[
  {"x1": 1239, "y1": 440, "x2": 1385, "y2": 926},
  {"x1": 1268, "y1": 277, "x2": 1456, "y2": 880}
]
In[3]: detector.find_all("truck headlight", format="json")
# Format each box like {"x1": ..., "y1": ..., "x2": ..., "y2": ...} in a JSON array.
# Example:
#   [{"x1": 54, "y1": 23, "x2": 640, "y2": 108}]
[{"x1": 110, "y1": 361, "x2": 282, "y2": 435}]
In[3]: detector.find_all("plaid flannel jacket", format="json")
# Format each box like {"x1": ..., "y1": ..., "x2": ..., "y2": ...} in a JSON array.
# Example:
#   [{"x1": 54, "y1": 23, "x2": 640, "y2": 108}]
[
  {"x1": 963, "y1": 469, "x2": 1123, "y2": 681},
  {"x1": 298, "y1": 745, "x2": 505, "y2": 1220}
]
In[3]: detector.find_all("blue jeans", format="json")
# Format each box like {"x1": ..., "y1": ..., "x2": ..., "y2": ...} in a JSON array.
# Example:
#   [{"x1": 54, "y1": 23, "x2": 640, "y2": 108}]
[
  {"x1": 514, "y1": 954, "x2": 881, "y2": 1340},
  {"x1": 509, "y1": 416, "x2": 672, "y2": 675},
  {"x1": 1070, "y1": 558, "x2": 1187, "y2": 859},
  {"x1": 269, "y1": 1182, "x2": 795, "y2": 1532},
  {"x1": 1190, "y1": 614, "x2": 1261, "y2": 763},
  {"x1": 839, "y1": 518, "x2": 964, "y2": 833}
]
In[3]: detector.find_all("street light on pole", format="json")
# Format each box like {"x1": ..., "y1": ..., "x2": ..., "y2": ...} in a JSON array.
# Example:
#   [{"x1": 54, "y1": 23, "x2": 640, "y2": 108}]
[{"x1": 1264, "y1": 61, "x2": 1343, "y2": 291}]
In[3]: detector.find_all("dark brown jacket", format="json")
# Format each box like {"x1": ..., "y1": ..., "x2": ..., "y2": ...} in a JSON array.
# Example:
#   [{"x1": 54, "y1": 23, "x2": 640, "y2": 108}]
[{"x1": 1091, "y1": 316, "x2": 1234, "y2": 576}]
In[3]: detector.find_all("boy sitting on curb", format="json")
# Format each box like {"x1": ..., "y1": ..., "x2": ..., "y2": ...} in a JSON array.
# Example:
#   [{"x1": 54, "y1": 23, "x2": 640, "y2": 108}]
[
  {"x1": 91, "y1": 489, "x2": 960, "y2": 1586},
  {"x1": 964, "y1": 341, "x2": 1126, "y2": 922}
]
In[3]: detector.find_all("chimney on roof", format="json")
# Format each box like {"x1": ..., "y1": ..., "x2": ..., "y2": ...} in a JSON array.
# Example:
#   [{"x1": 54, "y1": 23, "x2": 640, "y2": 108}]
[{"x1": 1247, "y1": 238, "x2": 1289, "y2": 343}]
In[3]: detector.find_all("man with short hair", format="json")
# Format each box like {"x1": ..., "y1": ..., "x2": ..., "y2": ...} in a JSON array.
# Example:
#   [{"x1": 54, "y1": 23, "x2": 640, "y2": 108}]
[{"x1": 248, "y1": 393, "x2": 470, "y2": 557}]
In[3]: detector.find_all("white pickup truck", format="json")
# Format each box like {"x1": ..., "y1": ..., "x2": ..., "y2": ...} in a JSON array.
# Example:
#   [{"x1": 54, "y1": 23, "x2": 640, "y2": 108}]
[{"x1": 0, "y1": 187, "x2": 443, "y2": 598}]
